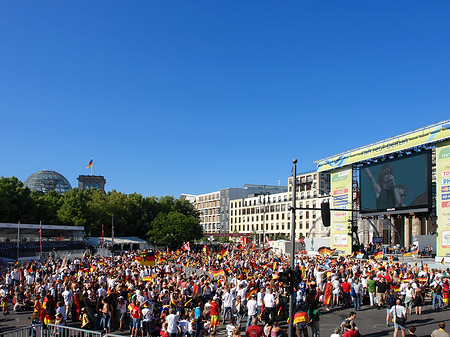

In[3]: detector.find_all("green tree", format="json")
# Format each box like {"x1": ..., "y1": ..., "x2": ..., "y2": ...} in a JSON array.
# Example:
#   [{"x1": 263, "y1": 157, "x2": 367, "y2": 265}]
[
  {"x1": 147, "y1": 211, "x2": 202, "y2": 249},
  {"x1": 0, "y1": 176, "x2": 36, "y2": 223},
  {"x1": 31, "y1": 190, "x2": 63, "y2": 225},
  {"x1": 57, "y1": 188, "x2": 93, "y2": 227}
]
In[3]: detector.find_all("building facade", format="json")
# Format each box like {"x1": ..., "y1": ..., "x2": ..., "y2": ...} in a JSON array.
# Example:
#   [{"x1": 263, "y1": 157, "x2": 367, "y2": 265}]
[
  {"x1": 229, "y1": 171, "x2": 331, "y2": 242},
  {"x1": 191, "y1": 185, "x2": 287, "y2": 235},
  {"x1": 77, "y1": 175, "x2": 106, "y2": 191}
]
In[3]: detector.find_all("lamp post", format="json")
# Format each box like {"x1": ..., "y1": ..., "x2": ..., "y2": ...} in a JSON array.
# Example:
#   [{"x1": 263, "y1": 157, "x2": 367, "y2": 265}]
[
  {"x1": 289, "y1": 159, "x2": 298, "y2": 337},
  {"x1": 259, "y1": 191, "x2": 270, "y2": 248}
]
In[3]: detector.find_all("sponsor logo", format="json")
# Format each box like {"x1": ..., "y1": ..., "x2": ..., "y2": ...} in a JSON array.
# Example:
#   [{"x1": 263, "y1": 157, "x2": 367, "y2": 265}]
[
  {"x1": 442, "y1": 201, "x2": 450, "y2": 208},
  {"x1": 333, "y1": 212, "x2": 348, "y2": 217},
  {"x1": 443, "y1": 194, "x2": 450, "y2": 200},
  {"x1": 442, "y1": 170, "x2": 450, "y2": 177},
  {"x1": 443, "y1": 178, "x2": 450, "y2": 185},
  {"x1": 439, "y1": 148, "x2": 450, "y2": 160},
  {"x1": 333, "y1": 188, "x2": 348, "y2": 195},
  {"x1": 443, "y1": 186, "x2": 450, "y2": 193}
]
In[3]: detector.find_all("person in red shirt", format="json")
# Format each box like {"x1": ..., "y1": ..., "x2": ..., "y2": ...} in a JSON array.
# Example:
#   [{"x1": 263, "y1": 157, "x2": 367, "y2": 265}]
[
  {"x1": 342, "y1": 279, "x2": 351, "y2": 308},
  {"x1": 245, "y1": 318, "x2": 265, "y2": 337},
  {"x1": 210, "y1": 297, "x2": 220, "y2": 334},
  {"x1": 342, "y1": 323, "x2": 358, "y2": 337},
  {"x1": 131, "y1": 301, "x2": 142, "y2": 337}
]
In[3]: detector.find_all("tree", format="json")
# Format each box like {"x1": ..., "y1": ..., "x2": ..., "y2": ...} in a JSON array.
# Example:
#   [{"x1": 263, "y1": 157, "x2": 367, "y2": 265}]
[
  {"x1": 0, "y1": 176, "x2": 36, "y2": 223},
  {"x1": 57, "y1": 188, "x2": 93, "y2": 227},
  {"x1": 147, "y1": 212, "x2": 202, "y2": 249}
]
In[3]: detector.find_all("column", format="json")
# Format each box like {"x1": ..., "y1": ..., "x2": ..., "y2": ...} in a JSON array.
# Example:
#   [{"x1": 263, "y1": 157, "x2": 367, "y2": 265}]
[
  {"x1": 412, "y1": 216, "x2": 422, "y2": 237},
  {"x1": 404, "y1": 217, "x2": 411, "y2": 248}
]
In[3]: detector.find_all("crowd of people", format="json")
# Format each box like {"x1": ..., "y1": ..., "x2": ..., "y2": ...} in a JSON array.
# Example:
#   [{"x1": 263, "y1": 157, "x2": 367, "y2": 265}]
[{"x1": 0, "y1": 244, "x2": 450, "y2": 337}]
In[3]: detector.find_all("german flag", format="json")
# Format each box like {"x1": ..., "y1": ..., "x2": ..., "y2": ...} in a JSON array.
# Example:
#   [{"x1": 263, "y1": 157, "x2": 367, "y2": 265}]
[
  {"x1": 441, "y1": 257, "x2": 445, "y2": 265},
  {"x1": 374, "y1": 251, "x2": 383, "y2": 260},
  {"x1": 136, "y1": 251, "x2": 156, "y2": 266},
  {"x1": 14, "y1": 261, "x2": 19, "y2": 266},
  {"x1": 203, "y1": 245, "x2": 210, "y2": 255},
  {"x1": 272, "y1": 261, "x2": 277, "y2": 271},
  {"x1": 293, "y1": 311, "x2": 309, "y2": 324},
  {"x1": 217, "y1": 248, "x2": 228, "y2": 259},
  {"x1": 418, "y1": 277, "x2": 428, "y2": 284},
  {"x1": 212, "y1": 269, "x2": 225, "y2": 278},
  {"x1": 86, "y1": 159, "x2": 93, "y2": 168},
  {"x1": 318, "y1": 248, "x2": 333, "y2": 256},
  {"x1": 403, "y1": 247, "x2": 419, "y2": 257},
  {"x1": 262, "y1": 247, "x2": 271, "y2": 254},
  {"x1": 246, "y1": 288, "x2": 257, "y2": 300},
  {"x1": 349, "y1": 252, "x2": 355, "y2": 258},
  {"x1": 323, "y1": 282, "x2": 332, "y2": 306}
]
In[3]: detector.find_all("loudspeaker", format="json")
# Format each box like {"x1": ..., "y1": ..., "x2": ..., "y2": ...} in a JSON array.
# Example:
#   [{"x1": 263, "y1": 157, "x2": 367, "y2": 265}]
[{"x1": 321, "y1": 202, "x2": 331, "y2": 227}]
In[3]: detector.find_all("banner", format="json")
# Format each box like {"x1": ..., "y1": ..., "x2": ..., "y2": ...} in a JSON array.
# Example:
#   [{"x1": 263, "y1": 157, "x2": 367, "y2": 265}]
[
  {"x1": 330, "y1": 167, "x2": 352, "y2": 255},
  {"x1": 317, "y1": 121, "x2": 450, "y2": 172},
  {"x1": 436, "y1": 140, "x2": 450, "y2": 257}
]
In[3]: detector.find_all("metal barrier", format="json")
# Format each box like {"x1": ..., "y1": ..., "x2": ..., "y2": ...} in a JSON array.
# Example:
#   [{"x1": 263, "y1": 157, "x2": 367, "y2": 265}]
[
  {"x1": 0, "y1": 325, "x2": 43, "y2": 337},
  {"x1": 46, "y1": 324, "x2": 103, "y2": 337}
]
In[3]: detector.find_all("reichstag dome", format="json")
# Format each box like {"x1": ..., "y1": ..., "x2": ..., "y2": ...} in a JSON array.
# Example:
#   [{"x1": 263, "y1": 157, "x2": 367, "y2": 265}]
[{"x1": 24, "y1": 170, "x2": 72, "y2": 194}]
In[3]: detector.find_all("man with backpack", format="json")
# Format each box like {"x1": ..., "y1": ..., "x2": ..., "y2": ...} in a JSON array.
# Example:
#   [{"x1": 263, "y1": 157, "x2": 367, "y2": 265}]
[{"x1": 431, "y1": 278, "x2": 444, "y2": 310}]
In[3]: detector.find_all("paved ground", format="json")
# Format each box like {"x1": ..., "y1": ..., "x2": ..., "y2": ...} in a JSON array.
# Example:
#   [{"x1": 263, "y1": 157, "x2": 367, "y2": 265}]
[{"x1": 1, "y1": 302, "x2": 449, "y2": 337}]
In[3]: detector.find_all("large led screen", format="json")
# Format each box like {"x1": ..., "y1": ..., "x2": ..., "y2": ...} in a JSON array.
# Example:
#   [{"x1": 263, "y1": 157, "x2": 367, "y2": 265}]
[{"x1": 360, "y1": 151, "x2": 431, "y2": 214}]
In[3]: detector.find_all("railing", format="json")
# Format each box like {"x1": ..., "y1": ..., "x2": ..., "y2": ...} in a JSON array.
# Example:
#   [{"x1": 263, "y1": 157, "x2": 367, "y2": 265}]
[
  {"x1": 46, "y1": 324, "x2": 103, "y2": 337},
  {"x1": 0, "y1": 325, "x2": 43, "y2": 337}
]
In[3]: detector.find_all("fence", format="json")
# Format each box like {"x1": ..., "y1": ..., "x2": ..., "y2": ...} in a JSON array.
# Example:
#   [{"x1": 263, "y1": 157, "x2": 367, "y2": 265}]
[
  {"x1": 45, "y1": 324, "x2": 103, "y2": 337},
  {"x1": 0, "y1": 325, "x2": 43, "y2": 337}
]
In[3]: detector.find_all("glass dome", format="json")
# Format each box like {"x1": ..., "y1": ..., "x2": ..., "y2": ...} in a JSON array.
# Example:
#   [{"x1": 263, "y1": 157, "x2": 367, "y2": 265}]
[{"x1": 24, "y1": 170, "x2": 72, "y2": 194}]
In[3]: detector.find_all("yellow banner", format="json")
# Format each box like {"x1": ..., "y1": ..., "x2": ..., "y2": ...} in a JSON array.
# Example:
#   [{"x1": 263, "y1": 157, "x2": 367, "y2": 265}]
[
  {"x1": 330, "y1": 167, "x2": 352, "y2": 255},
  {"x1": 317, "y1": 121, "x2": 450, "y2": 172},
  {"x1": 436, "y1": 140, "x2": 450, "y2": 257}
]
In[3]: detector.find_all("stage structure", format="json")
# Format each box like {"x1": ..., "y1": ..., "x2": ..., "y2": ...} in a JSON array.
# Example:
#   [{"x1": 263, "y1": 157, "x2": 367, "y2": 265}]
[{"x1": 314, "y1": 120, "x2": 450, "y2": 258}]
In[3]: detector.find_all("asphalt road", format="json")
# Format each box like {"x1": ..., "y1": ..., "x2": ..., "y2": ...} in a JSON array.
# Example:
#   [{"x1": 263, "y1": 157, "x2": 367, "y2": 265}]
[{"x1": 1, "y1": 303, "x2": 449, "y2": 337}]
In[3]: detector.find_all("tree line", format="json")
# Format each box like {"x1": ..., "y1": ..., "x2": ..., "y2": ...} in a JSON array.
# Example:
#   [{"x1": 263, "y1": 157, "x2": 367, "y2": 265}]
[{"x1": 0, "y1": 176, "x2": 203, "y2": 247}]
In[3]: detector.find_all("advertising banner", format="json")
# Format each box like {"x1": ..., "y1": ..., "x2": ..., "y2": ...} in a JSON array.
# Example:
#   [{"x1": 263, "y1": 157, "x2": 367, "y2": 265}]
[
  {"x1": 317, "y1": 121, "x2": 450, "y2": 172},
  {"x1": 436, "y1": 140, "x2": 450, "y2": 257},
  {"x1": 330, "y1": 167, "x2": 352, "y2": 255}
]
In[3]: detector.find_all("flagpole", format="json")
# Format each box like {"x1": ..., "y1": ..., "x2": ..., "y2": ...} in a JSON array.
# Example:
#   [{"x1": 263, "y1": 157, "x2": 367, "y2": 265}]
[
  {"x1": 91, "y1": 158, "x2": 93, "y2": 176},
  {"x1": 17, "y1": 221, "x2": 20, "y2": 262},
  {"x1": 39, "y1": 221, "x2": 42, "y2": 254}
]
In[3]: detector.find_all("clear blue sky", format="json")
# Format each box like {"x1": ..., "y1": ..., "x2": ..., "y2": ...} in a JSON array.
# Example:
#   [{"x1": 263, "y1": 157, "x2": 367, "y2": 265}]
[{"x1": 1, "y1": 1, "x2": 449, "y2": 198}]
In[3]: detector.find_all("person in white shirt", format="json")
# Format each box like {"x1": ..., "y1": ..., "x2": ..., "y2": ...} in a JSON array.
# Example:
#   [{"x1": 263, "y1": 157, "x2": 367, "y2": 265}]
[
  {"x1": 222, "y1": 288, "x2": 233, "y2": 324},
  {"x1": 166, "y1": 308, "x2": 179, "y2": 337},
  {"x1": 61, "y1": 286, "x2": 73, "y2": 321},
  {"x1": 263, "y1": 288, "x2": 276, "y2": 324},
  {"x1": 246, "y1": 294, "x2": 257, "y2": 331},
  {"x1": 389, "y1": 299, "x2": 407, "y2": 337}
]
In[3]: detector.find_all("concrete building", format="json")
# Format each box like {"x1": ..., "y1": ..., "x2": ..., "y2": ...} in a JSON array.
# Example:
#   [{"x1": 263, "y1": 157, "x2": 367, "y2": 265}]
[
  {"x1": 77, "y1": 175, "x2": 106, "y2": 191},
  {"x1": 190, "y1": 184, "x2": 287, "y2": 235},
  {"x1": 229, "y1": 172, "x2": 331, "y2": 243}
]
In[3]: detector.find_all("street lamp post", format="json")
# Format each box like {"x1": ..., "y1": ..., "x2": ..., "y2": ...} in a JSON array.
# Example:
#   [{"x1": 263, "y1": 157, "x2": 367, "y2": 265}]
[
  {"x1": 288, "y1": 159, "x2": 298, "y2": 337},
  {"x1": 259, "y1": 191, "x2": 270, "y2": 248}
]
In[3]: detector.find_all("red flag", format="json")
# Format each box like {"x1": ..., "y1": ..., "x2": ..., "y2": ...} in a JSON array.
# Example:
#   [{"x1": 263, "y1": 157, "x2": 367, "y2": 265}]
[
  {"x1": 181, "y1": 242, "x2": 190, "y2": 251},
  {"x1": 323, "y1": 282, "x2": 332, "y2": 306}
]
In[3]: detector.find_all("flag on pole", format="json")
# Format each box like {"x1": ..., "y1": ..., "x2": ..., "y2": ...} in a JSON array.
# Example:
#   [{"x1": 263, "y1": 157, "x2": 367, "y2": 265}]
[
  {"x1": 135, "y1": 251, "x2": 156, "y2": 266},
  {"x1": 246, "y1": 288, "x2": 257, "y2": 300},
  {"x1": 203, "y1": 245, "x2": 210, "y2": 255},
  {"x1": 86, "y1": 159, "x2": 93, "y2": 168},
  {"x1": 374, "y1": 251, "x2": 383, "y2": 260},
  {"x1": 441, "y1": 257, "x2": 445, "y2": 265},
  {"x1": 181, "y1": 242, "x2": 190, "y2": 251},
  {"x1": 212, "y1": 269, "x2": 225, "y2": 278}
]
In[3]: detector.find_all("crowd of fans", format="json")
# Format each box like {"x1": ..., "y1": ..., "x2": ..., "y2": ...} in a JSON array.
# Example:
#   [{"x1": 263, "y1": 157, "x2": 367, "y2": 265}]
[{"x1": 0, "y1": 244, "x2": 449, "y2": 337}]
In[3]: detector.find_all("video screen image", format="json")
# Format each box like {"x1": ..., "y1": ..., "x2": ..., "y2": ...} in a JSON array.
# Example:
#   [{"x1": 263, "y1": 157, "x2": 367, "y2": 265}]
[{"x1": 360, "y1": 151, "x2": 430, "y2": 214}]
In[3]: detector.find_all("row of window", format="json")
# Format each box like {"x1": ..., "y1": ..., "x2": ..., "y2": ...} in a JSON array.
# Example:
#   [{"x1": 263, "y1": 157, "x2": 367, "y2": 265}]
[
  {"x1": 230, "y1": 210, "x2": 316, "y2": 223},
  {"x1": 197, "y1": 193, "x2": 220, "y2": 202},
  {"x1": 230, "y1": 221, "x2": 310, "y2": 232}
]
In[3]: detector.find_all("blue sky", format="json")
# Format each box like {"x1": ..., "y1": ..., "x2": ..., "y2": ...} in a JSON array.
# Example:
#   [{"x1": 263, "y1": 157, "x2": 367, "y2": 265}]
[{"x1": 1, "y1": 1, "x2": 449, "y2": 198}]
